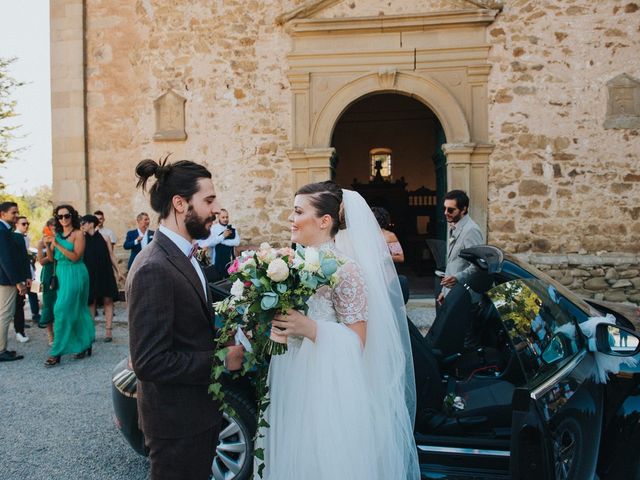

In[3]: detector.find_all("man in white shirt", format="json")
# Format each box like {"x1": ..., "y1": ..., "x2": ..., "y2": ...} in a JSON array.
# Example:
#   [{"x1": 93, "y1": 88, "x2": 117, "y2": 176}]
[
  {"x1": 198, "y1": 208, "x2": 240, "y2": 278},
  {"x1": 94, "y1": 210, "x2": 117, "y2": 246}
]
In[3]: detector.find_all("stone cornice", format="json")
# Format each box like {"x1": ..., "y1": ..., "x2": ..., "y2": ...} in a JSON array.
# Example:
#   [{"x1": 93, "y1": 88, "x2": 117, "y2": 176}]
[
  {"x1": 286, "y1": 9, "x2": 500, "y2": 36},
  {"x1": 277, "y1": 0, "x2": 504, "y2": 25}
]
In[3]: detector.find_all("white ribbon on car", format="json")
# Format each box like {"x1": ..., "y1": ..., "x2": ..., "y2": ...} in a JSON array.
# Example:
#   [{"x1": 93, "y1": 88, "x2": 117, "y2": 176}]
[{"x1": 579, "y1": 314, "x2": 637, "y2": 384}]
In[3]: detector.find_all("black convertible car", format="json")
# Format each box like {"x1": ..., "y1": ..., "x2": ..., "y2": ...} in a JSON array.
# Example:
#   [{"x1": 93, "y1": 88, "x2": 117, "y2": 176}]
[{"x1": 112, "y1": 246, "x2": 640, "y2": 479}]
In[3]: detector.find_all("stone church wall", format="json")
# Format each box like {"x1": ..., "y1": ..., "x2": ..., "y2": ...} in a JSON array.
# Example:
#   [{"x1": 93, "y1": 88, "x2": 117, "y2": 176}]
[
  {"x1": 73, "y1": 0, "x2": 640, "y2": 301},
  {"x1": 486, "y1": 0, "x2": 640, "y2": 254}
]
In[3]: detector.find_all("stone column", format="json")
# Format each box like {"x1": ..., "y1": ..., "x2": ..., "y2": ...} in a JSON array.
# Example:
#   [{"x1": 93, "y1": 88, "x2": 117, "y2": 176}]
[
  {"x1": 443, "y1": 143, "x2": 491, "y2": 239},
  {"x1": 287, "y1": 72, "x2": 310, "y2": 149},
  {"x1": 50, "y1": 0, "x2": 87, "y2": 210},
  {"x1": 287, "y1": 147, "x2": 335, "y2": 191}
]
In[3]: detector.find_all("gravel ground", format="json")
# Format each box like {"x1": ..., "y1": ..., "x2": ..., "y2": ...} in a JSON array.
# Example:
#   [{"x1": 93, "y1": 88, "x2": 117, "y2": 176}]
[
  {"x1": 0, "y1": 300, "x2": 435, "y2": 480},
  {"x1": 0, "y1": 303, "x2": 149, "y2": 480}
]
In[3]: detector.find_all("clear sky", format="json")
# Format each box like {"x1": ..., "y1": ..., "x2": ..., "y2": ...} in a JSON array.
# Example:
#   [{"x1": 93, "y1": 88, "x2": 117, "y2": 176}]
[{"x1": 0, "y1": 1, "x2": 51, "y2": 195}]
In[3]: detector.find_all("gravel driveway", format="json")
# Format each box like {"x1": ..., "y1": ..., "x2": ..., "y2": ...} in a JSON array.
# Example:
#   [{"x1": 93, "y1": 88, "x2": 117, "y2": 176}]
[{"x1": 0, "y1": 304, "x2": 149, "y2": 480}]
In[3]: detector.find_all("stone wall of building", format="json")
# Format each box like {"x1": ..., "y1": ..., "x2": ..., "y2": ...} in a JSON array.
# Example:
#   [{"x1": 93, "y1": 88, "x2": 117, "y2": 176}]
[
  {"x1": 84, "y1": 0, "x2": 306, "y2": 247},
  {"x1": 520, "y1": 253, "x2": 640, "y2": 304},
  {"x1": 74, "y1": 0, "x2": 639, "y2": 299},
  {"x1": 487, "y1": 0, "x2": 640, "y2": 254}
]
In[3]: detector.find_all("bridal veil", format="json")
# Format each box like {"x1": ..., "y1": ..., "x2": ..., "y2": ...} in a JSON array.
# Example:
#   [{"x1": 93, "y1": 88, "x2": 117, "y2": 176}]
[{"x1": 336, "y1": 189, "x2": 420, "y2": 480}]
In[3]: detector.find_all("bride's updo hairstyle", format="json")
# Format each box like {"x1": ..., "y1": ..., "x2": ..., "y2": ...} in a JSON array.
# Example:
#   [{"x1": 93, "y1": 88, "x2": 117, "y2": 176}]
[
  {"x1": 295, "y1": 181, "x2": 346, "y2": 236},
  {"x1": 135, "y1": 156, "x2": 212, "y2": 220}
]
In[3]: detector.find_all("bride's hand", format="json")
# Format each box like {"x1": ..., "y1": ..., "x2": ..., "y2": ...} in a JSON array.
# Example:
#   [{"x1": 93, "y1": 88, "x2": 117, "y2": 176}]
[{"x1": 272, "y1": 309, "x2": 317, "y2": 342}]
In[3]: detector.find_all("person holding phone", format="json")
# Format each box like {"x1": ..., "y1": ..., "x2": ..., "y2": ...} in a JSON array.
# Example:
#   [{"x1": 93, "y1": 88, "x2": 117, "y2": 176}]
[
  {"x1": 437, "y1": 190, "x2": 484, "y2": 306},
  {"x1": 197, "y1": 208, "x2": 240, "y2": 278},
  {"x1": 37, "y1": 219, "x2": 57, "y2": 345}
]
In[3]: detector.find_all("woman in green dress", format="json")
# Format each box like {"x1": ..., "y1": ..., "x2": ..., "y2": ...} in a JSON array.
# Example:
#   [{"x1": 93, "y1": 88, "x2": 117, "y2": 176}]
[
  {"x1": 43, "y1": 205, "x2": 95, "y2": 367},
  {"x1": 37, "y1": 218, "x2": 57, "y2": 345}
]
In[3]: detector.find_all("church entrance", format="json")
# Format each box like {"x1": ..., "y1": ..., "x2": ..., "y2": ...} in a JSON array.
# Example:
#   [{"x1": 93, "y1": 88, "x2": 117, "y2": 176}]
[{"x1": 331, "y1": 93, "x2": 447, "y2": 298}]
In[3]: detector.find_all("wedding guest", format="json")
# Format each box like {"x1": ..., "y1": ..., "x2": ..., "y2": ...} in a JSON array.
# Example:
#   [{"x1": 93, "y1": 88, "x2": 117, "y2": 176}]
[
  {"x1": 12, "y1": 217, "x2": 33, "y2": 343},
  {"x1": 371, "y1": 207, "x2": 405, "y2": 263},
  {"x1": 197, "y1": 208, "x2": 240, "y2": 278},
  {"x1": 81, "y1": 215, "x2": 120, "y2": 342},
  {"x1": 371, "y1": 206, "x2": 409, "y2": 303},
  {"x1": 44, "y1": 205, "x2": 95, "y2": 367},
  {"x1": 437, "y1": 189, "x2": 484, "y2": 306},
  {"x1": 94, "y1": 210, "x2": 117, "y2": 246},
  {"x1": 127, "y1": 158, "x2": 244, "y2": 479},
  {"x1": 15, "y1": 216, "x2": 40, "y2": 324},
  {"x1": 37, "y1": 218, "x2": 57, "y2": 345},
  {"x1": 123, "y1": 212, "x2": 154, "y2": 271},
  {"x1": 0, "y1": 201, "x2": 28, "y2": 362}
]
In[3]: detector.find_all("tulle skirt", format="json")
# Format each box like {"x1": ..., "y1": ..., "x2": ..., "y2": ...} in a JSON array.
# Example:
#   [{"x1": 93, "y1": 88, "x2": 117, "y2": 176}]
[{"x1": 255, "y1": 321, "x2": 377, "y2": 480}]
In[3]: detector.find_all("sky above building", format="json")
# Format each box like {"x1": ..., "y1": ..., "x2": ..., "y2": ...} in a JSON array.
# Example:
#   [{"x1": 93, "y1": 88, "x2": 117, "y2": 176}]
[{"x1": 0, "y1": 1, "x2": 51, "y2": 195}]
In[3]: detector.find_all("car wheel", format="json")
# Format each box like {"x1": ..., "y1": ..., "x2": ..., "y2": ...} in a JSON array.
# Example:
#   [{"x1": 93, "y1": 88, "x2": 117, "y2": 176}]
[
  {"x1": 552, "y1": 416, "x2": 591, "y2": 480},
  {"x1": 212, "y1": 388, "x2": 257, "y2": 480}
]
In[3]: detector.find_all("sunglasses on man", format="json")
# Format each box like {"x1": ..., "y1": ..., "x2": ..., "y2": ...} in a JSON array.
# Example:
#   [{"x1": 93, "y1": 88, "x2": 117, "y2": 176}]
[
  {"x1": 56, "y1": 213, "x2": 72, "y2": 220},
  {"x1": 18, "y1": 222, "x2": 30, "y2": 226},
  {"x1": 444, "y1": 207, "x2": 459, "y2": 214}
]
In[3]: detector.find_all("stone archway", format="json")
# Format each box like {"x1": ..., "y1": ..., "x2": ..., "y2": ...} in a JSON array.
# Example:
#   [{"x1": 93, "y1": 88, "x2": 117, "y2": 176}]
[
  {"x1": 284, "y1": 8, "x2": 497, "y2": 236},
  {"x1": 311, "y1": 71, "x2": 471, "y2": 147}
]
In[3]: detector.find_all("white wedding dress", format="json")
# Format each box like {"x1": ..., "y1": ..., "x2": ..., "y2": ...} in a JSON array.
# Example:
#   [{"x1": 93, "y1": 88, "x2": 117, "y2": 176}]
[
  {"x1": 255, "y1": 190, "x2": 420, "y2": 480},
  {"x1": 256, "y1": 244, "x2": 378, "y2": 480}
]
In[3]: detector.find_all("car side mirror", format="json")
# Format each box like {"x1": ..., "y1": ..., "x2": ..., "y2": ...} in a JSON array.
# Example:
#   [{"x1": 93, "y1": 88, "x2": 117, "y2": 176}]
[{"x1": 595, "y1": 324, "x2": 640, "y2": 356}]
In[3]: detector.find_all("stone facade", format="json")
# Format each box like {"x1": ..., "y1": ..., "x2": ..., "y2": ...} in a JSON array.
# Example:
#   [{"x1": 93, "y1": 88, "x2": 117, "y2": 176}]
[
  {"x1": 50, "y1": 0, "x2": 640, "y2": 301},
  {"x1": 520, "y1": 253, "x2": 640, "y2": 304},
  {"x1": 487, "y1": 0, "x2": 640, "y2": 254}
]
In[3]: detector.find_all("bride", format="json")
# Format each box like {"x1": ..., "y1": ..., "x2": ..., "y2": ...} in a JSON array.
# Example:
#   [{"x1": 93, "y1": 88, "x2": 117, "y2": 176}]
[{"x1": 255, "y1": 181, "x2": 419, "y2": 480}]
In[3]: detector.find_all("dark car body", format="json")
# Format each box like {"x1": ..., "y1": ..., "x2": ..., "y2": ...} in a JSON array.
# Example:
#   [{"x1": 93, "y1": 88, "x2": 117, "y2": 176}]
[{"x1": 112, "y1": 247, "x2": 640, "y2": 480}]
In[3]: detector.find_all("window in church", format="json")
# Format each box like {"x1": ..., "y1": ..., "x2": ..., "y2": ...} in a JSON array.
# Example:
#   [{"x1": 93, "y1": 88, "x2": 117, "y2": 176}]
[{"x1": 370, "y1": 148, "x2": 392, "y2": 180}]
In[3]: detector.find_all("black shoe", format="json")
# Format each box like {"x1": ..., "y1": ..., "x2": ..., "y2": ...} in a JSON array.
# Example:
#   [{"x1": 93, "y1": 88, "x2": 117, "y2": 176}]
[
  {"x1": 24, "y1": 324, "x2": 31, "y2": 329},
  {"x1": 74, "y1": 347, "x2": 92, "y2": 359},
  {"x1": 0, "y1": 351, "x2": 24, "y2": 362}
]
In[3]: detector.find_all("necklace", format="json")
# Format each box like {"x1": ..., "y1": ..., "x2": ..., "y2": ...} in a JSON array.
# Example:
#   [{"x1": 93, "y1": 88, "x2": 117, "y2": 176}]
[{"x1": 61, "y1": 230, "x2": 73, "y2": 240}]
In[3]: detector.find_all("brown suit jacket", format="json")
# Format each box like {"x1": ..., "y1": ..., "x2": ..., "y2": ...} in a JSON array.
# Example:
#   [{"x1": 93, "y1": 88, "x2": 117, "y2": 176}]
[{"x1": 126, "y1": 230, "x2": 220, "y2": 439}]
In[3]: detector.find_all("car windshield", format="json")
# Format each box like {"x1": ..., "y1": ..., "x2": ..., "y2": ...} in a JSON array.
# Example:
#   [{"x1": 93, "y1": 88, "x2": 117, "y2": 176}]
[
  {"x1": 487, "y1": 277, "x2": 585, "y2": 385},
  {"x1": 502, "y1": 255, "x2": 602, "y2": 319}
]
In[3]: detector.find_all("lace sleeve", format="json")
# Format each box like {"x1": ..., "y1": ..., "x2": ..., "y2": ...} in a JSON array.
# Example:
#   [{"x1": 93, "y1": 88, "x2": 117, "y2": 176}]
[{"x1": 332, "y1": 261, "x2": 368, "y2": 324}]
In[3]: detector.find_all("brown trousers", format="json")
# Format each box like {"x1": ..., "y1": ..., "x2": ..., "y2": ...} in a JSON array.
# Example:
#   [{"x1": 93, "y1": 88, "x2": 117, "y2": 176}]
[{"x1": 146, "y1": 425, "x2": 221, "y2": 480}]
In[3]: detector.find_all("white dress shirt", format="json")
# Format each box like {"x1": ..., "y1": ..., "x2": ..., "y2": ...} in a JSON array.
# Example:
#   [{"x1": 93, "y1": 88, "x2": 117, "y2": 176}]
[
  {"x1": 135, "y1": 228, "x2": 150, "y2": 248},
  {"x1": 197, "y1": 222, "x2": 241, "y2": 264},
  {"x1": 158, "y1": 225, "x2": 207, "y2": 298}
]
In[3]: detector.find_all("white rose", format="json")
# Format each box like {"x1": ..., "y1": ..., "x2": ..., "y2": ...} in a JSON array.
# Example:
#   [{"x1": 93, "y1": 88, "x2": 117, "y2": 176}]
[
  {"x1": 230, "y1": 279, "x2": 245, "y2": 298},
  {"x1": 303, "y1": 247, "x2": 320, "y2": 272},
  {"x1": 260, "y1": 242, "x2": 272, "y2": 250},
  {"x1": 240, "y1": 258, "x2": 256, "y2": 271},
  {"x1": 266, "y1": 258, "x2": 290, "y2": 282}
]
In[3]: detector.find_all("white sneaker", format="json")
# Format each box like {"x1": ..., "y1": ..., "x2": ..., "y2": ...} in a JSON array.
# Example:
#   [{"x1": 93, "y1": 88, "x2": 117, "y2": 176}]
[{"x1": 16, "y1": 333, "x2": 29, "y2": 343}]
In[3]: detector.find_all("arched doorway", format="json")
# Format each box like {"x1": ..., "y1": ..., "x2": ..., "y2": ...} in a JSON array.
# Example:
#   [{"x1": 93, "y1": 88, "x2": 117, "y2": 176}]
[{"x1": 331, "y1": 93, "x2": 447, "y2": 297}]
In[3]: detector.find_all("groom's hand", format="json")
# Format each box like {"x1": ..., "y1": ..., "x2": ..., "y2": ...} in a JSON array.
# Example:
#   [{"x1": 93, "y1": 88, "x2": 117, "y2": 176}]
[{"x1": 225, "y1": 345, "x2": 245, "y2": 371}]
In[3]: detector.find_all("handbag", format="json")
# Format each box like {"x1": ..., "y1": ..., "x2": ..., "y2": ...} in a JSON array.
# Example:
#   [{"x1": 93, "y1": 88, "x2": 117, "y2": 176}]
[{"x1": 49, "y1": 260, "x2": 59, "y2": 291}]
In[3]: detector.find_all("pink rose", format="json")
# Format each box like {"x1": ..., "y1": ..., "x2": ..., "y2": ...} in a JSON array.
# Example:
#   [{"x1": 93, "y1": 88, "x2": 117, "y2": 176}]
[{"x1": 227, "y1": 258, "x2": 240, "y2": 275}]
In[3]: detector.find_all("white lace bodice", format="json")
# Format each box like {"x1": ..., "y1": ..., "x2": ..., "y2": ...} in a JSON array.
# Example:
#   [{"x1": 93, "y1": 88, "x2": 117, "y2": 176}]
[{"x1": 288, "y1": 244, "x2": 368, "y2": 349}]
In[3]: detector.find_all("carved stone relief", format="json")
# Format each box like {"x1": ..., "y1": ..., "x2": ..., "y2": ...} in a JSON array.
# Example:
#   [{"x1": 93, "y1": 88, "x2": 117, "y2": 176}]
[
  {"x1": 604, "y1": 73, "x2": 640, "y2": 129},
  {"x1": 154, "y1": 90, "x2": 187, "y2": 141}
]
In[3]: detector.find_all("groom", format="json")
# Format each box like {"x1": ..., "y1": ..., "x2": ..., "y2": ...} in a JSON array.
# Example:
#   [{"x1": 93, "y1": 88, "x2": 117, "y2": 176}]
[{"x1": 127, "y1": 159, "x2": 244, "y2": 479}]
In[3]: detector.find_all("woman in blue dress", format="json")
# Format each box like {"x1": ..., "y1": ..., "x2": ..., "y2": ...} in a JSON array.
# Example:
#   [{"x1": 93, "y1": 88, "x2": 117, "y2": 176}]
[{"x1": 43, "y1": 205, "x2": 95, "y2": 367}]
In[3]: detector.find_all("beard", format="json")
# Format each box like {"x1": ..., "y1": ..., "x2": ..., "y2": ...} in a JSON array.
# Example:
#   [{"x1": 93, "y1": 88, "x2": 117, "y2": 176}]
[{"x1": 185, "y1": 205, "x2": 215, "y2": 240}]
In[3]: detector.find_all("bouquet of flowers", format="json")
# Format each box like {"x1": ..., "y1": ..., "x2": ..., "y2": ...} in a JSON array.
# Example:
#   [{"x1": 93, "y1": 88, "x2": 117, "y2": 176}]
[{"x1": 209, "y1": 242, "x2": 343, "y2": 466}]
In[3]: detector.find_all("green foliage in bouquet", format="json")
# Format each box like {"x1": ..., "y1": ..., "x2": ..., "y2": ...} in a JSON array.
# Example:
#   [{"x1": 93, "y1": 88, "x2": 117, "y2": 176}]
[{"x1": 209, "y1": 243, "x2": 342, "y2": 477}]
